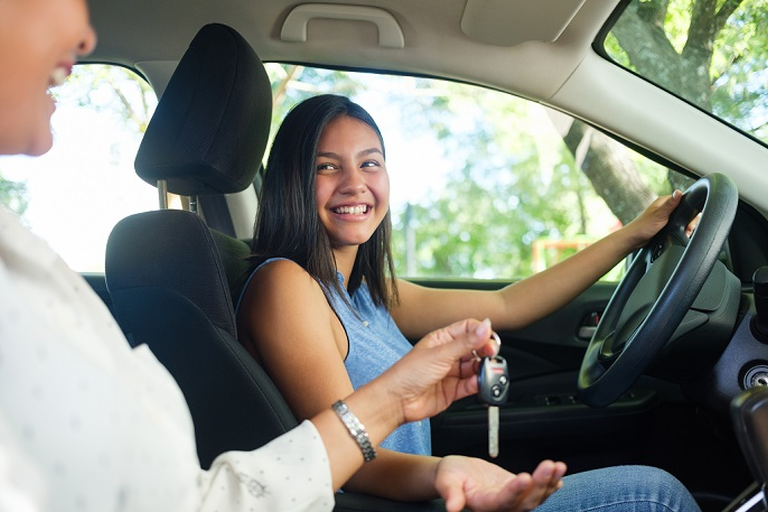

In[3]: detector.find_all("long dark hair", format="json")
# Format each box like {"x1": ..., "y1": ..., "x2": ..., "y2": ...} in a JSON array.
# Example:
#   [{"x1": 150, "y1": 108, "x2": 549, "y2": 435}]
[{"x1": 248, "y1": 94, "x2": 398, "y2": 308}]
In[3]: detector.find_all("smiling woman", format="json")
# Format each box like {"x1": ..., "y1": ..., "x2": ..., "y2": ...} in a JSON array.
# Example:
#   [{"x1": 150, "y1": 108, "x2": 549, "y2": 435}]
[
  {"x1": 315, "y1": 115, "x2": 391, "y2": 255},
  {"x1": 234, "y1": 93, "x2": 702, "y2": 509}
]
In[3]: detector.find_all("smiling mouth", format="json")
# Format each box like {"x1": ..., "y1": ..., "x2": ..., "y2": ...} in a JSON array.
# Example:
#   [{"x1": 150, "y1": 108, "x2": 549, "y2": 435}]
[{"x1": 333, "y1": 205, "x2": 370, "y2": 215}]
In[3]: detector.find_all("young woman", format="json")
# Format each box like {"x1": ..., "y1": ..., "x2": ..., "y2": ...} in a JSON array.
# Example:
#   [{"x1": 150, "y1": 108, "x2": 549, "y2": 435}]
[
  {"x1": 237, "y1": 93, "x2": 701, "y2": 510},
  {"x1": 0, "y1": 2, "x2": 556, "y2": 511}
]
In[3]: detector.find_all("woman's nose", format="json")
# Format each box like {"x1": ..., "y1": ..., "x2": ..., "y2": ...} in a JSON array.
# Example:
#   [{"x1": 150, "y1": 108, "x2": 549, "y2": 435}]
[
  {"x1": 77, "y1": 25, "x2": 98, "y2": 57},
  {"x1": 339, "y1": 168, "x2": 367, "y2": 194}
]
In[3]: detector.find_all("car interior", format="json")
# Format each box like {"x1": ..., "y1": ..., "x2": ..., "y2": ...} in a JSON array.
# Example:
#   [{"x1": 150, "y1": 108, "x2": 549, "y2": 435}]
[
  {"x1": 5, "y1": 1, "x2": 768, "y2": 511},
  {"x1": 104, "y1": 22, "x2": 451, "y2": 512}
]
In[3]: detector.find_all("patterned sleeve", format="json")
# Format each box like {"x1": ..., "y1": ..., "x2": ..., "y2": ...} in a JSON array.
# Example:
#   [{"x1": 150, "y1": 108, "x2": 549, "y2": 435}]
[
  {"x1": 0, "y1": 412, "x2": 44, "y2": 512},
  {"x1": 197, "y1": 420, "x2": 335, "y2": 512}
]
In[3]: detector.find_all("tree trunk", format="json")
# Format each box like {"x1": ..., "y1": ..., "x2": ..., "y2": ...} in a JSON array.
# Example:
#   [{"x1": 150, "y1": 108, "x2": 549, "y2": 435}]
[
  {"x1": 563, "y1": 121, "x2": 654, "y2": 225},
  {"x1": 561, "y1": 0, "x2": 743, "y2": 222}
]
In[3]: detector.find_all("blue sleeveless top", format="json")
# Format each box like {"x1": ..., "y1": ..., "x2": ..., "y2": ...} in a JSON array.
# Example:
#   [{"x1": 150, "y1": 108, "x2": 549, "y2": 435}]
[{"x1": 237, "y1": 258, "x2": 431, "y2": 456}]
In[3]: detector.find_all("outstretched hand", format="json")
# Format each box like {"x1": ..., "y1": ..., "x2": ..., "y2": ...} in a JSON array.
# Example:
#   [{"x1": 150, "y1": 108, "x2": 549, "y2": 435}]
[
  {"x1": 377, "y1": 318, "x2": 498, "y2": 426},
  {"x1": 436, "y1": 455, "x2": 567, "y2": 512}
]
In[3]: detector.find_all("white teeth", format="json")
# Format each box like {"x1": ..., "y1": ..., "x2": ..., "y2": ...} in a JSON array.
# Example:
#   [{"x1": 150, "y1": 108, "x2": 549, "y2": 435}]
[
  {"x1": 334, "y1": 205, "x2": 367, "y2": 215},
  {"x1": 50, "y1": 67, "x2": 68, "y2": 87}
]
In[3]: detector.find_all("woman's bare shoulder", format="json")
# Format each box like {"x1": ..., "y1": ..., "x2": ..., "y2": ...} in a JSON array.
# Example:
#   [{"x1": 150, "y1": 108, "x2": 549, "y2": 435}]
[
  {"x1": 241, "y1": 259, "x2": 327, "y2": 314},
  {"x1": 248, "y1": 259, "x2": 320, "y2": 291}
]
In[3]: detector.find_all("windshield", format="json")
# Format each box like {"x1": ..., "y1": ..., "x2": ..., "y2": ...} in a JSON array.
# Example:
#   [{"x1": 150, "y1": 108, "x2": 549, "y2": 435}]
[{"x1": 602, "y1": 0, "x2": 768, "y2": 145}]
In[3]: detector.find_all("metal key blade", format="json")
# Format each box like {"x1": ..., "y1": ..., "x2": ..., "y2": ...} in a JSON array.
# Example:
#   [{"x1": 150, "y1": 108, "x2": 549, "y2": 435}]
[{"x1": 488, "y1": 405, "x2": 499, "y2": 458}]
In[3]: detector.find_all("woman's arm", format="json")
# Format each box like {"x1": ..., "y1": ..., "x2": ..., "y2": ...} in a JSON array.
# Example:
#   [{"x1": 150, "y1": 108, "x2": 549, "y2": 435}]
[
  {"x1": 204, "y1": 317, "x2": 566, "y2": 511},
  {"x1": 392, "y1": 192, "x2": 682, "y2": 339},
  {"x1": 236, "y1": 259, "x2": 447, "y2": 500},
  {"x1": 311, "y1": 317, "x2": 566, "y2": 509}
]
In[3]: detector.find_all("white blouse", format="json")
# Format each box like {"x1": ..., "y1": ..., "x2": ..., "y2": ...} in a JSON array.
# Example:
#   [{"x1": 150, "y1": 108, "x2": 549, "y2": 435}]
[{"x1": 0, "y1": 206, "x2": 334, "y2": 512}]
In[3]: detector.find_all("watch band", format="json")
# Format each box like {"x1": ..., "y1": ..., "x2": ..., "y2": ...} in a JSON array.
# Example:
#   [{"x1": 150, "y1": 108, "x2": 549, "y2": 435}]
[{"x1": 332, "y1": 400, "x2": 377, "y2": 463}]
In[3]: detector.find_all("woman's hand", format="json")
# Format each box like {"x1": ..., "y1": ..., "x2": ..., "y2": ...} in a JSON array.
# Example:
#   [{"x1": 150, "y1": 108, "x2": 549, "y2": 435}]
[
  {"x1": 435, "y1": 455, "x2": 567, "y2": 512},
  {"x1": 624, "y1": 190, "x2": 683, "y2": 249},
  {"x1": 375, "y1": 318, "x2": 498, "y2": 426},
  {"x1": 325, "y1": 318, "x2": 500, "y2": 491}
]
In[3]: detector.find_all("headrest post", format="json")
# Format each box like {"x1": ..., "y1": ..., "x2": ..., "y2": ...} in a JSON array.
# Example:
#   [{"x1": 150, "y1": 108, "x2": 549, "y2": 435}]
[
  {"x1": 158, "y1": 179, "x2": 169, "y2": 209},
  {"x1": 190, "y1": 195, "x2": 199, "y2": 215}
]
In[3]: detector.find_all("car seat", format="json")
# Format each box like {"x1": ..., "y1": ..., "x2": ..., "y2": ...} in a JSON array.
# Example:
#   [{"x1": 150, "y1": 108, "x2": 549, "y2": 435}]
[
  {"x1": 104, "y1": 22, "x2": 444, "y2": 512},
  {"x1": 105, "y1": 21, "x2": 292, "y2": 467}
]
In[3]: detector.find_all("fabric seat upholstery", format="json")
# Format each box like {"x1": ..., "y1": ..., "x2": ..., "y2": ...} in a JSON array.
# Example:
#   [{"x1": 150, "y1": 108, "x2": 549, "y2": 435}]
[{"x1": 107, "y1": 209, "x2": 297, "y2": 467}]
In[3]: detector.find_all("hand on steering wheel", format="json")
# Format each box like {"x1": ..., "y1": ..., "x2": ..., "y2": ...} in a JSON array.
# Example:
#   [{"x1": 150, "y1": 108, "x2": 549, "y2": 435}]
[{"x1": 578, "y1": 173, "x2": 739, "y2": 408}]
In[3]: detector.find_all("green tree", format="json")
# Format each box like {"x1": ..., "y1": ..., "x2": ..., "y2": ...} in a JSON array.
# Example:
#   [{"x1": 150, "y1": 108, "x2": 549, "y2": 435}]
[
  {"x1": 267, "y1": 64, "x2": 367, "y2": 146},
  {"x1": 0, "y1": 173, "x2": 27, "y2": 216},
  {"x1": 395, "y1": 0, "x2": 762, "y2": 278},
  {"x1": 586, "y1": 0, "x2": 766, "y2": 221},
  {"x1": 60, "y1": 64, "x2": 155, "y2": 136},
  {"x1": 387, "y1": 82, "x2": 605, "y2": 278}
]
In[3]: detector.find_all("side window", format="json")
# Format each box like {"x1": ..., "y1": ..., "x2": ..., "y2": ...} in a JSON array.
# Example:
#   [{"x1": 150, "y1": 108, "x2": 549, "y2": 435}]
[
  {"x1": 0, "y1": 64, "x2": 158, "y2": 272},
  {"x1": 266, "y1": 65, "x2": 695, "y2": 281}
]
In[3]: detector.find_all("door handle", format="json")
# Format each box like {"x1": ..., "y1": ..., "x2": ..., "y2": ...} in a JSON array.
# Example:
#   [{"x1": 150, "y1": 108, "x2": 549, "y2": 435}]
[{"x1": 576, "y1": 311, "x2": 601, "y2": 340}]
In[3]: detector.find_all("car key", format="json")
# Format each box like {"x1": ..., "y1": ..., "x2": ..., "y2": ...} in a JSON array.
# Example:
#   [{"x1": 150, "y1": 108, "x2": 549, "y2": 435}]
[{"x1": 478, "y1": 355, "x2": 509, "y2": 458}]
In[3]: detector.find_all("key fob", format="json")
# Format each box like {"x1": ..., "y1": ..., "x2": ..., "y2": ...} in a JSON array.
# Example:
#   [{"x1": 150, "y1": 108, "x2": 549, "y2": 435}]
[{"x1": 478, "y1": 356, "x2": 509, "y2": 405}]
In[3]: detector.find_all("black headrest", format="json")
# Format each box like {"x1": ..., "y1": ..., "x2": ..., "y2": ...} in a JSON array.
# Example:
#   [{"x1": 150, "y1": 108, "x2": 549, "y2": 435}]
[{"x1": 134, "y1": 23, "x2": 271, "y2": 196}]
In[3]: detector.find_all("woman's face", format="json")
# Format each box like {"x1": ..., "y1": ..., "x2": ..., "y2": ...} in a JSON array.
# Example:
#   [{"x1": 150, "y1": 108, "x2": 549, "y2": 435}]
[
  {"x1": 0, "y1": 0, "x2": 97, "y2": 156},
  {"x1": 315, "y1": 115, "x2": 390, "y2": 252}
]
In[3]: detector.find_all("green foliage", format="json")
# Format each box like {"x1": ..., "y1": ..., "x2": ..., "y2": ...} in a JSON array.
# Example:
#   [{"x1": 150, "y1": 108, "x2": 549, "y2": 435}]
[
  {"x1": 0, "y1": 172, "x2": 28, "y2": 216},
  {"x1": 606, "y1": 0, "x2": 768, "y2": 143},
  {"x1": 58, "y1": 64, "x2": 156, "y2": 135},
  {"x1": 387, "y1": 83, "x2": 613, "y2": 278},
  {"x1": 266, "y1": 64, "x2": 368, "y2": 150},
  {"x1": 663, "y1": 0, "x2": 694, "y2": 53},
  {"x1": 710, "y1": 1, "x2": 768, "y2": 139}
]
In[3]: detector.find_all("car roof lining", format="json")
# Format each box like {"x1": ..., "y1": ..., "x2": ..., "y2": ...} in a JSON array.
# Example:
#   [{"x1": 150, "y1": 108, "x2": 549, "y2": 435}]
[{"x1": 86, "y1": 0, "x2": 619, "y2": 102}]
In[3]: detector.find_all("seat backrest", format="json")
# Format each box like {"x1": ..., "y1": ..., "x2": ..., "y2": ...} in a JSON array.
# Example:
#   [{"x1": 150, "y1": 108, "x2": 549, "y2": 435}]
[
  {"x1": 105, "y1": 23, "x2": 298, "y2": 469},
  {"x1": 106, "y1": 210, "x2": 297, "y2": 468}
]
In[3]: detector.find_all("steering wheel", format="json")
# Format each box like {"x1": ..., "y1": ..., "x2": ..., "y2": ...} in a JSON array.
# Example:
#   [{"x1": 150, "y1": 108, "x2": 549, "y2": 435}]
[{"x1": 577, "y1": 173, "x2": 738, "y2": 408}]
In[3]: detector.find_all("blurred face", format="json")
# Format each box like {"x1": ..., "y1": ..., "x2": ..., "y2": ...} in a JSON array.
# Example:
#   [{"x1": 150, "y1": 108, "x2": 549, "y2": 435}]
[
  {"x1": 315, "y1": 115, "x2": 390, "y2": 253},
  {"x1": 0, "y1": 0, "x2": 96, "y2": 156}
]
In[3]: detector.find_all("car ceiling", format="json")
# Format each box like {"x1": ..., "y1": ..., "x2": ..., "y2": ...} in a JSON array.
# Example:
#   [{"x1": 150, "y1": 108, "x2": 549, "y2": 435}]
[
  {"x1": 88, "y1": 0, "x2": 615, "y2": 100},
  {"x1": 86, "y1": 0, "x2": 768, "y2": 219}
]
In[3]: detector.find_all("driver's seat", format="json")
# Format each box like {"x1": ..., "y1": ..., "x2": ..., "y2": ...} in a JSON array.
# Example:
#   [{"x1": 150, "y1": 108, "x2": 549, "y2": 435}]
[{"x1": 105, "y1": 22, "x2": 444, "y2": 512}]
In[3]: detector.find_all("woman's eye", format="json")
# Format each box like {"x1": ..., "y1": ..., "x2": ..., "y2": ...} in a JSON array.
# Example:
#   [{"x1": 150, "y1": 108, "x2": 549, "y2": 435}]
[
  {"x1": 316, "y1": 163, "x2": 337, "y2": 172},
  {"x1": 361, "y1": 160, "x2": 381, "y2": 169}
]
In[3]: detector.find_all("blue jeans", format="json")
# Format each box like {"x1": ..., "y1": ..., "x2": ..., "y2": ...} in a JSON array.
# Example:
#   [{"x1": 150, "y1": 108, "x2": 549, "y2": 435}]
[{"x1": 535, "y1": 465, "x2": 702, "y2": 512}]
